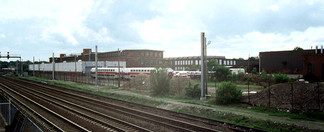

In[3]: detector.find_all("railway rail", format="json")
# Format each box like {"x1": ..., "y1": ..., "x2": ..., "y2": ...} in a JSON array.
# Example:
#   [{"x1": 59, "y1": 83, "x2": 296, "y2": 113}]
[{"x1": 0, "y1": 76, "x2": 265, "y2": 132}]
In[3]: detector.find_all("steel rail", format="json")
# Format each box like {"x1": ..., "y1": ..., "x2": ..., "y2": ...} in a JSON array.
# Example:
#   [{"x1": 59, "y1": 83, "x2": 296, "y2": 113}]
[
  {"x1": 10, "y1": 77, "x2": 217, "y2": 132},
  {"x1": 6, "y1": 79, "x2": 150, "y2": 132},
  {"x1": 0, "y1": 83, "x2": 90, "y2": 132}
]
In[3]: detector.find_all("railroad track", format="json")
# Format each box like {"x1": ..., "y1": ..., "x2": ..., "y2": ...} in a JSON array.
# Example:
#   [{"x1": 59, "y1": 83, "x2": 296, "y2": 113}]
[
  {"x1": 0, "y1": 83, "x2": 89, "y2": 131},
  {"x1": 0, "y1": 77, "x2": 149, "y2": 132},
  {"x1": 1, "y1": 76, "x2": 265, "y2": 131}
]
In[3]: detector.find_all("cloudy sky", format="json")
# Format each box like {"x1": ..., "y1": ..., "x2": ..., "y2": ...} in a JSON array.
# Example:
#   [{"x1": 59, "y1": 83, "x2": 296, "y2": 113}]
[{"x1": 1, "y1": 0, "x2": 324, "y2": 61}]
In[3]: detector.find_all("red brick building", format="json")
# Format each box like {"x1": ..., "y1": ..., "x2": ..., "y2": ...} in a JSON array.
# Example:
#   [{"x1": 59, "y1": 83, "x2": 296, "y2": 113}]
[
  {"x1": 50, "y1": 49, "x2": 164, "y2": 68},
  {"x1": 303, "y1": 52, "x2": 324, "y2": 81}
]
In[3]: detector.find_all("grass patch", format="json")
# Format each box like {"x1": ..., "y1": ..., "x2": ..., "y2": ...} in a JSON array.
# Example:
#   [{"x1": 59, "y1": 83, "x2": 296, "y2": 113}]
[
  {"x1": 23, "y1": 76, "x2": 163, "y2": 107},
  {"x1": 173, "y1": 107, "x2": 312, "y2": 132},
  {"x1": 231, "y1": 104, "x2": 324, "y2": 122}
]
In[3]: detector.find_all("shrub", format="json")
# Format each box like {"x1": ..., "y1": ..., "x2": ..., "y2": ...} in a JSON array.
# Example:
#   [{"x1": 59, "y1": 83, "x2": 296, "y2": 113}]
[
  {"x1": 273, "y1": 74, "x2": 290, "y2": 84},
  {"x1": 251, "y1": 67, "x2": 258, "y2": 74},
  {"x1": 215, "y1": 82, "x2": 242, "y2": 104},
  {"x1": 150, "y1": 67, "x2": 171, "y2": 96},
  {"x1": 185, "y1": 81, "x2": 200, "y2": 98}
]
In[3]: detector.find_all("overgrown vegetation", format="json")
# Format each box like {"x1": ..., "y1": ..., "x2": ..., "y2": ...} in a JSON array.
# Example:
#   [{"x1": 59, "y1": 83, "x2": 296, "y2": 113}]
[
  {"x1": 273, "y1": 73, "x2": 290, "y2": 84},
  {"x1": 185, "y1": 81, "x2": 200, "y2": 98},
  {"x1": 150, "y1": 66, "x2": 171, "y2": 96},
  {"x1": 215, "y1": 82, "x2": 242, "y2": 104}
]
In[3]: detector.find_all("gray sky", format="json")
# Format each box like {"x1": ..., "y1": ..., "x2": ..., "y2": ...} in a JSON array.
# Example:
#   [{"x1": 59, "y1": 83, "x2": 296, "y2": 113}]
[{"x1": 1, "y1": 0, "x2": 324, "y2": 61}]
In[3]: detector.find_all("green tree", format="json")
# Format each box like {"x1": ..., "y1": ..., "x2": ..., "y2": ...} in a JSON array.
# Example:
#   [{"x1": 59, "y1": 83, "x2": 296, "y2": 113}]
[
  {"x1": 251, "y1": 67, "x2": 258, "y2": 74},
  {"x1": 238, "y1": 58, "x2": 244, "y2": 60},
  {"x1": 207, "y1": 59, "x2": 218, "y2": 71},
  {"x1": 216, "y1": 82, "x2": 242, "y2": 104},
  {"x1": 185, "y1": 81, "x2": 201, "y2": 98},
  {"x1": 151, "y1": 64, "x2": 171, "y2": 96},
  {"x1": 293, "y1": 46, "x2": 303, "y2": 51},
  {"x1": 249, "y1": 56, "x2": 259, "y2": 60},
  {"x1": 273, "y1": 73, "x2": 290, "y2": 84},
  {"x1": 184, "y1": 65, "x2": 198, "y2": 71},
  {"x1": 260, "y1": 70, "x2": 270, "y2": 81},
  {"x1": 212, "y1": 64, "x2": 231, "y2": 82}
]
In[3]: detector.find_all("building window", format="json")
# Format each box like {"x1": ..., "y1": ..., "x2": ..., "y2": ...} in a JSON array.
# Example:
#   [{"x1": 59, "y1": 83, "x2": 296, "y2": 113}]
[
  {"x1": 234, "y1": 61, "x2": 236, "y2": 65},
  {"x1": 141, "y1": 52, "x2": 144, "y2": 56},
  {"x1": 230, "y1": 61, "x2": 233, "y2": 65},
  {"x1": 159, "y1": 53, "x2": 162, "y2": 57},
  {"x1": 155, "y1": 52, "x2": 157, "y2": 57},
  {"x1": 219, "y1": 59, "x2": 222, "y2": 65},
  {"x1": 146, "y1": 52, "x2": 149, "y2": 57},
  {"x1": 141, "y1": 60, "x2": 144, "y2": 65}
]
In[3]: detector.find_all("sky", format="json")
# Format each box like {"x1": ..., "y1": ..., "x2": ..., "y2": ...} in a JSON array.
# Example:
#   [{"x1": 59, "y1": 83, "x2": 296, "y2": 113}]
[{"x1": 1, "y1": 0, "x2": 324, "y2": 62}]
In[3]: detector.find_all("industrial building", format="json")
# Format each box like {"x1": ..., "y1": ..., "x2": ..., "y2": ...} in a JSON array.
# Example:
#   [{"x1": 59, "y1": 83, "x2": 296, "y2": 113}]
[
  {"x1": 29, "y1": 48, "x2": 258, "y2": 75},
  {"x1": 259, "y1": 47, "x2": 324, "y2": 81},
  {"x1": 164, "y1": 56, "x2": 258, "y2": 72},
  {"x1": 50, "y1": 49, "x2": 163, "y2": 68}
]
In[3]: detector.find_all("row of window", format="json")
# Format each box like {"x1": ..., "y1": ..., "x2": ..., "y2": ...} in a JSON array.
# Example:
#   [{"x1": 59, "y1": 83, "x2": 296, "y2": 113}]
[
  {"x1": 172, "y1": 59, "x2": 236, "y2": 66},
  {"x1": 140, "y1": 60, "x2": 162, "y2": 65},
  {"x1": 99, "y1": 69, "x2": 116, "y2": 72},
  {"x1": 140, "y1": 52, "x2": 162, "y2": 57},
  {"x1": 130, "y1": 69, "x2": 152, "y2": 72}
]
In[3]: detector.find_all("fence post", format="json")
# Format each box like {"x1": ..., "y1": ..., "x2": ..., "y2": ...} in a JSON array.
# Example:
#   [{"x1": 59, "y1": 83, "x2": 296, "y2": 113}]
[
  {"x1": 248, "y1": 80, "x2": 250, "y2": 104},
  {"x1": 317, "y1": 82, "x2": 321, "y2": 111},
  {"x1": 290, "y1": 83, "x2": 294, "y2": 112},
  {"x1": 268, "y1": 81, "x2": 271, "y2": 107}
]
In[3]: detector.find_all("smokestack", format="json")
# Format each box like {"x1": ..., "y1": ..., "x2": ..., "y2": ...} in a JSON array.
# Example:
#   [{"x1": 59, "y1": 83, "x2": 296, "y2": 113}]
[
  {"x1": 321, "y1": 45, "x2": 323, "y2": 54},
  {"x1": 315, "y1": 45, "x2": 318, "y2": 54}
]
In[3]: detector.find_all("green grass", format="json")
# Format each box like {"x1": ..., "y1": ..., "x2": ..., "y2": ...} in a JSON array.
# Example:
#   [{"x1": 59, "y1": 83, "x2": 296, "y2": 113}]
[
  {"x1": 24, "y1": 76, "x2": 163, "y2": 107},
  {"x1": 174, "y1": 107, "x2": 310, "y2": 132},
  {"x1": 23, "y1": 76, "x2": 324, "y2": 131},
  {"x1": 230, "y1": 104, "x2": 324, "y2": 122}
]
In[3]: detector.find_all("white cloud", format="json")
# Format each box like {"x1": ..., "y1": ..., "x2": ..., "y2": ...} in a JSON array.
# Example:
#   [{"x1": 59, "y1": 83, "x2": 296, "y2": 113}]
[
  {"x1": 208, "y1": 26, "x2": 324, "y2": 59},
  {"x1": 268, "y1": 4, "x2": 280, "y2": 12},
  {"x1": 0, "y1": 34, "x2": 5, "y2": 38}
]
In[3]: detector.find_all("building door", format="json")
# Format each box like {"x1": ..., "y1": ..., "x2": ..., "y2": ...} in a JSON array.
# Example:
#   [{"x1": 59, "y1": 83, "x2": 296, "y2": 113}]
[{"x1": 307, "y1": 63, "x2": 313, "y2": 74}]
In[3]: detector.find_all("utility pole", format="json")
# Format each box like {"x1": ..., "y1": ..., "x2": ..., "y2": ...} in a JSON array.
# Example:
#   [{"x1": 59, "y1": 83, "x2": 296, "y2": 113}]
[
  {"x1": 200, "y1": 32, "x2": 206, "y2": 100},
  {"x1": 33, "y1": 56, "x2": 35, "y2": 76},
  {"x1": 52, "y1": 52, "x2": 55, "y2": 80},
  {"x1": 95, "y1": 45, "x2": 98, "y2": 88},
  {"x1": 74, "y1": 56, "x2": 77, "y2": 73},
  {"x1": 118, "y1": 48, "x2": 120, "y2": 87},
  {"x1": 204, "y1": 37, "x2": 208, "y2": 96},
  {"x1": 39, "y1": 59, "x2": 40, "y2": 77}
]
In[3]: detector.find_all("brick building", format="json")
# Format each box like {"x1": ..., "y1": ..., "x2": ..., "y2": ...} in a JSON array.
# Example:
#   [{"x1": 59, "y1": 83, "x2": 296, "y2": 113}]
[
  {"x1": 163, "y1": 56, "x2": 254, "y2": 71},
  {"x1": 259, "y1": 50, "x2": 314, "y2": 74},
  {"x1": 50, "y1": 49, "x2": 164, "y2": 68},
  {"x1": 303, "y1": 50, "x2": 324, "y2": 81}
]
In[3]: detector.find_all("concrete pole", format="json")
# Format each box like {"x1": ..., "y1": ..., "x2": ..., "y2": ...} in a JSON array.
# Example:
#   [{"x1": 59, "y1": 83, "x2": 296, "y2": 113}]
[
  {"x1": 33, "y1": 56, "x2": 35, "y2": 76},
  {"x1": 204, "y1": 37, "x2": 208, "y2": 95},
  {"x1": 95, "y1": 45, "x2": 98, "y2": 88},
  {"x1": 52, "y1": 52, "x2": 55, "y2": 80},
  {"x1": 200, "y1": 32, "x2": 206, "y2": 100},
  {"x1": 118, "y1": 48, "x2": 120, "y2": 87}
]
